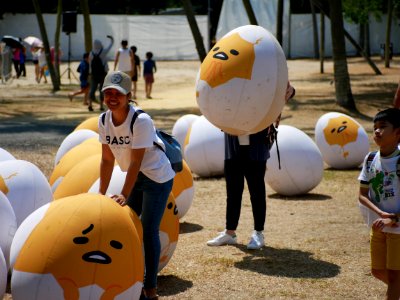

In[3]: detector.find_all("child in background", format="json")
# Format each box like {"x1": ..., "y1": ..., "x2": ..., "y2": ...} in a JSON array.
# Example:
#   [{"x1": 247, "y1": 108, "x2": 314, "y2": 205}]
[
  {"x1": 143, "y1": 51, "x2": 156, "y2": 99},
  {"x1": 358, "y1": 108, "x2": 400, "y2": 300},
  {"x1": 69, "y1": 53, "x2": 90, "y2": 106},
  {"x1": 37, "y1": 47, "x2": 47, "y2": 84},
  {"x1": 130, "y1": 45, "x2": 141, "y2": 99}
]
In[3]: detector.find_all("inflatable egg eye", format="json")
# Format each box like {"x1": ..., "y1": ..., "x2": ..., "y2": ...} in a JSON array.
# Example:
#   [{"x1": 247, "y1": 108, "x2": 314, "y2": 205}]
[
  {"x1": 315, "y1": 112, "x2": 369, "y2": 169},
  {"x1": 196, "y1": 25, "x2": 288, "y2": 136}
]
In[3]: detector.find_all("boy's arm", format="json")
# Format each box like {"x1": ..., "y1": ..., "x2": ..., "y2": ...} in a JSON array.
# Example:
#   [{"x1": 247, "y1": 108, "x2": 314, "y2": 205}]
[
  {"x1": 394, "y1": 81, "x2": 400, "y2": 108},
  {"x1": 154, "y1": 61, "x2": 157, "y2": 73}
]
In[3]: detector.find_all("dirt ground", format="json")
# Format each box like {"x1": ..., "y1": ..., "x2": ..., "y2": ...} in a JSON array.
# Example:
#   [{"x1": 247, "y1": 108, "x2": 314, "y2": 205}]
[{"x1": 1, "y1": 56, "x2": 400, "y2": 299}]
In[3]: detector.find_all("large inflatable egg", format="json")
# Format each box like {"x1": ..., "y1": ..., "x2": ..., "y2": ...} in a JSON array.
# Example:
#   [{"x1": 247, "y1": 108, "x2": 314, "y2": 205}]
[
  {"x1": 172, "y1": 160, "x2": 194, "y2": 219},
  {"x1": 54, "y1": 129, "x2": 99, "y2": 166},
  {"x1": 158, "y1": 194, "x2": 179, "y2": 272},
  {"x1": 315, "y1": 112, "x2": 369, "y2": 169},
  {"x1": 172, "y1": 114, "x2": 200, "y2": 156},
  {"x1": 196, "y1": 25, "x2": 288, "y2": 135},
  {"x1": 88, "y1": 165, "x2": 126, "y2": 196},
  {"x1": 265, "y1": 125, "x2": 324, "y2": 196},
  {"x1": 0, "y1": 191, "x2": 17, "y2": 268},
  {"x1": 184, "y1": 116, "x2": 224, "y2": 177},
  {"x1": 10, "y1": 194, "x2": 144, "y2": 300},
  {"x1": 73, "y1": 116, "x2": 99, "y2": 133},
  {"x1": 0, "y1": 147, "x2": 16, "y2": 162},
  {"x1": 0, "y1": 160, "x2": 53, "y2": 226},
  {"x1": 53, "y1": 154, "x2": 102, "y2": 200},
  {"x1": 49, "y1": 138, "x2": 101, "y2": 190},
  {"x1": 0, "y1": 248, "x2": 6, "y2": 299}
]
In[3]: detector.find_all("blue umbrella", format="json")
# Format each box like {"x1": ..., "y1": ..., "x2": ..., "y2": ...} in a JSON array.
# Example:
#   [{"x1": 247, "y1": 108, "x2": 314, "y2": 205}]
[{"x1": 1, "y1": 35, "x2": 23, "y2": 48}]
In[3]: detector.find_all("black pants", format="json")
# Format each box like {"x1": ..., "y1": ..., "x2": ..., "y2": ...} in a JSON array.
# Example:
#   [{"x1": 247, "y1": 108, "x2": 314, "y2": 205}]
[{"x1": 225, "y1": 146, "x2": 266, "y2": 232}]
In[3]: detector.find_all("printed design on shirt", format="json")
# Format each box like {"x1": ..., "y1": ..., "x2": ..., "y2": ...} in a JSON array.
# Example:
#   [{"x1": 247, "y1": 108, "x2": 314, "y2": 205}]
[
  {"x1": 370, "y1": 169, "x2": 396, "y2": 203},
  {"x1": 323, "y1": 115, "x2": 359, "y2": 158},
  {"x1": 106, "y1": 135, "x2": 130, "y2": 145},
  {"x1": 199, "y1": 33, "x2": 256, "y2": 88}
]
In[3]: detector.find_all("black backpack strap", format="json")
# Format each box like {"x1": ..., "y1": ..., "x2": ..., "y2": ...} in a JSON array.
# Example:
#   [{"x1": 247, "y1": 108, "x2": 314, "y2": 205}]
[
  {"x1": 397, "y1": 155, "x2": 400, "y2": 177},
  {"x1": 365, "y1": 151, "x2": 377, "y2": 173},
  {"x1": 274, "y1": 129, "x2": 281, "y2": 169},
  {"x1": 130, "y1": 109, "x2": 145, "y2": 134},
  {"x1": 100, "y1": 112, "x2": 106, "y2": 126}
]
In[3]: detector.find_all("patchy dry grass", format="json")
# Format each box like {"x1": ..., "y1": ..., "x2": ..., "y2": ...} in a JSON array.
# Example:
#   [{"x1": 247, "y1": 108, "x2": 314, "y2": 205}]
[{"x1": 1, "y1": 56, "x2": 399, "y2": 299}]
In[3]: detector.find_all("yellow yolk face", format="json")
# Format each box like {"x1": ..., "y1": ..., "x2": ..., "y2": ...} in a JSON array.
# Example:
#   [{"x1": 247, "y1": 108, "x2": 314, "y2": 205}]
[
  {"x1": 323, "y1": 116, "x2": 360, "y2": 157},
  {"x1": 14, "y1": 194, "x2": 143, "y2": 297},
  {"x1": 200, "y1": 33, "x2": 255, "y2": 88},
  {"x1": 160, "y1": 194, "x2": 179, "y2": 244}
]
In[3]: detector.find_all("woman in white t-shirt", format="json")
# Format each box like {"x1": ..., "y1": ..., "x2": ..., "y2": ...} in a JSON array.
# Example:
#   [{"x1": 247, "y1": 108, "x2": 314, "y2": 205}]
[{"x1": 98, "y1": 71, "x2": 174, "y2": 300}]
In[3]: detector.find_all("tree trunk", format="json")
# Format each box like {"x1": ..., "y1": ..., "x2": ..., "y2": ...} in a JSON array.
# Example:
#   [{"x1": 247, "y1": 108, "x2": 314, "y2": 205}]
[
  {"x1": 32, "y1": 0, "x2": 60, "y2": 91},
  {"x1": 320, "y1": 11, "x2": 325, "y2": 73},
  {"x1": 310, "y1": 0, "x2": 319, "y2": 58},
  {"x1": 182, "y1": 0, "x2": 207, "y2": 62},
  {"x1": 328, "y1": 0, "x2": 356, "y2": 111},
  {"x1": 54, "y1": 0, "x2": 62, "y2": 80},
  {"x1": 385, "y1": 0, "x2": 393, "y2": 68},
  {"x1": 276, "y1": 0, "x2": 284, "y2": 45},
  {"x1": 242, "y1": 0, "x2": 258, "y2": 25},
  {"x1": 80, "y1": 0, "x2": 92, "y2": 53}
]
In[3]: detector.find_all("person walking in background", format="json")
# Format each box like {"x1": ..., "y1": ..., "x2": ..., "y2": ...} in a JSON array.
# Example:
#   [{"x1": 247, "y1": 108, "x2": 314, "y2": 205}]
[
  {"x1": 19, "y1": 45, "x2": 26, "y2": 77},
  {"x1": 31, "y1": 46, "x2": 40, "y2": 83},
  {"x1": 358, "y1": 108, "x2": 400, "y2": 300},
  {"x1": 143, "y1": 51, "x2": 156, "y2": 99},
  {"x1": 69, "y1": 53, "x2": 90, "y2": 105},
  {"x1": 11, "y1": 47, "x2": 20, "y2": 78},
  {"x1": 394, "y1": 81, "x2": 400, "y2": 109},
  {"x1": 37, "y1": 47, "x2": 47, "y2": 83},
  {"x1": 98, "y1": 71, "x2": 174, "y2": 300},
  {"x1": 207, "y1": 82, "x2": 296, "y2": 250},
  {"x1": 130, "y1": 45, "x2": 141, "y2": 99},
  {"x1": 114, "y1": 40, "x2": 134, "y2": 79},
  {"x1": 88, "y1": 35, "x2": 114, "y2": 112}
]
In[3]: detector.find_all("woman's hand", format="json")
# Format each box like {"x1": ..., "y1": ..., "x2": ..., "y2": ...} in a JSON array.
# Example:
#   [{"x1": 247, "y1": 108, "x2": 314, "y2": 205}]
[
  {"x1": 372, "y1": 216, "x2": 399, "y2": 231},
  {"x1": 111, "y1": 194, "x2": 127, "y2": 206}
]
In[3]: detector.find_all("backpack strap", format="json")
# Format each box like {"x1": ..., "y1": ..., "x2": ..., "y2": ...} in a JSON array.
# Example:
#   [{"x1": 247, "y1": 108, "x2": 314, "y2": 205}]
[
  {"x1": 100, "y1": 112, "x2": 106, "y2": 126},
  {"x1": 130, "y1": 109, "x2": 144, "y2": 134},
  {"x1": 365, "y1": 151, "x2": 377, "y2": 174},
  {"x1": 129, "y1": 108, "x2": 165, "y2": 152}
]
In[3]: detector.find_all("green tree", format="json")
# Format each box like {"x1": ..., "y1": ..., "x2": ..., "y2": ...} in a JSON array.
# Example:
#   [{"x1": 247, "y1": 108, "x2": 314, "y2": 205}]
[{"x1": 80, "y1": 0, "x2": 93, "y2": 53}]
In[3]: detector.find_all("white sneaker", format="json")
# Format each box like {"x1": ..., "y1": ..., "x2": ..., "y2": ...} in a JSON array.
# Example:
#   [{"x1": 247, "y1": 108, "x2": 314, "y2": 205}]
[
  {"x1": 207, "y1": 231, "x2": 237, "y2": 246},
  {"x1": 247, "y1": 231, "x2": 265, "y2": 250}
]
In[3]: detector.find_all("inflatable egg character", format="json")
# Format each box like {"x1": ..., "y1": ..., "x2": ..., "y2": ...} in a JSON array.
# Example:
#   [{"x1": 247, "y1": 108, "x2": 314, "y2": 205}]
[
  {"x1": 315, "y1": 112, "x2": 369, "y2": 169},
  {"x1": 184, "y1": 115, "x2": 224, "y2": 177},
  {"x1": 89, "y1": 165, "x2": 127, "y2": 196},
  {"x1": 73, "y1": 116, "x2": 100, "y2": 133},
  {"x1": 158, "y1": 194, "x2": 179, "y2": 272},
  {"x1": 0, "y1": 147, "x2": 16, "y2": 162},
  {"x1": 53, "y1": 154, "x2": 102, "y2": 200},
  {"x1": 265, "y1": 125, "x2": 324, "y2": 196},
  {"x1": 196, "y1": 25, "x2": 288, "y2": 136},
  {"x1": 0, "y1": 160, "x2": 53, "y2": 226},
  {"x1": 0, "y1": 248, "x2": 6, "y2": 299},
  {"x1": 0, "y1": 191, "x2": 17, "y2": 269},
  {"x1": 172, "y1": 160, "x2": 194, "y2": 219},
  {"x1": 49, "y1": 137, "x2": 101, "y2": 191},
  {"x1": 54, "y1": 129, "x2": 99, "y2": 166},
  {"x1": 172, "y1": 114, "x2": 200, "y2": 156},
  {"x1": 11, "y1": 194, "x2": 144, "y2": 300}
]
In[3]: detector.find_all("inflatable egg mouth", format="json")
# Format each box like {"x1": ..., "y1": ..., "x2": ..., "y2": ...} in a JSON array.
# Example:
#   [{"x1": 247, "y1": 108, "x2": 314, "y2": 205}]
[
  {"x1": 213, "y1": 51, "x2": 228, "y2": 60},
  {"x1": 82, "y1": 251, "x2": 112, "y2": 264}
]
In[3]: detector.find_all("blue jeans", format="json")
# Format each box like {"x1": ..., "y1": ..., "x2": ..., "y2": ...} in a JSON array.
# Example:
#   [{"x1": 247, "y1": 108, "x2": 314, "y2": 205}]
[{"x1": 127, "y1": 172, "x2": 173, "y2": 289}]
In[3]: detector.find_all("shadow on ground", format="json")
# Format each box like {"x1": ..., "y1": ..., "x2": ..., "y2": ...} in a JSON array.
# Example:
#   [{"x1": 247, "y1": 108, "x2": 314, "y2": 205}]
[{"x1": 234, "y1": 245, "x2": 340, "y2": 278}]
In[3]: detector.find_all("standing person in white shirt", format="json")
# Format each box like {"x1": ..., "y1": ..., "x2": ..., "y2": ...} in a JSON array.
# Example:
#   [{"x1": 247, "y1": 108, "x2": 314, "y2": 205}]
[
  {"x1": 114, "y1": 40, "x2": 134, "y2": 80},
  {"x1": 98, "y1": 71, "x2": 174, "y2": 300}
]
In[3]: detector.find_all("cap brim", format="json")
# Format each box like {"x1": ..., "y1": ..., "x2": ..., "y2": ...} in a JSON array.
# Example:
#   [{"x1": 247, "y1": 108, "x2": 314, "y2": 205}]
[{"x1": 102, "y1": 85, "x2": 129, "y2": 95}]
